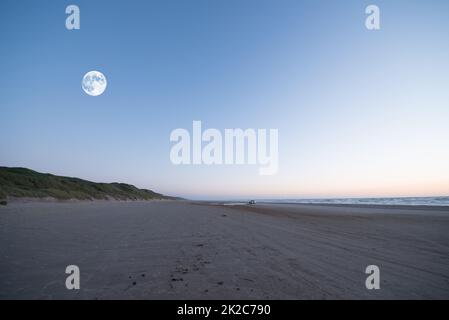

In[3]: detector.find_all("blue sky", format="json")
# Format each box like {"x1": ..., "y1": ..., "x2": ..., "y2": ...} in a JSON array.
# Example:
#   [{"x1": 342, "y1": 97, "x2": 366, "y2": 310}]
[{"x1": 1, "y1": 0, "x2": 449, "y2": 199}]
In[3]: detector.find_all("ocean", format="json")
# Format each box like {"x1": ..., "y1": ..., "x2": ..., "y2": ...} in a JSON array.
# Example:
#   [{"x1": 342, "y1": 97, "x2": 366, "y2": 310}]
[{"x1": 258, "y1": 196, "x2": 449, "y2": 206}]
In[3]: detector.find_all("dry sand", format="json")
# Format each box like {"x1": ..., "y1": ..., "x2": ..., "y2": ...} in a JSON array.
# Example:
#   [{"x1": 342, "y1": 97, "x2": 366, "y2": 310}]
[{"x1": 0, "y1": 200, "x2": 448, "y2": 299}]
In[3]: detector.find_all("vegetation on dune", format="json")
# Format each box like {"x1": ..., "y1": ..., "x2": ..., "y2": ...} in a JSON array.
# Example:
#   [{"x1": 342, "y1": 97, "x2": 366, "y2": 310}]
[{"x1": 0, "y1": 167, "x2": 175, "y2": 203}]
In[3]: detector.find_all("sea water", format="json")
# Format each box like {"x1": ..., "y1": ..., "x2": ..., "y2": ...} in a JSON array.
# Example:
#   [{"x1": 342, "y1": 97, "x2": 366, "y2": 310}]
[{"x1": 259, "y1": 196, "x2": 449, "y2": 206}]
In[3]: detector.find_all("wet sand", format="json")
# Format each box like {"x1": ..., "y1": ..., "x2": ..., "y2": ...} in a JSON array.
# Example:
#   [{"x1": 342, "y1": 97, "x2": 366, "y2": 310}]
[{"x1": 1, "y1": 201, "x2": 448, "y2": 299}]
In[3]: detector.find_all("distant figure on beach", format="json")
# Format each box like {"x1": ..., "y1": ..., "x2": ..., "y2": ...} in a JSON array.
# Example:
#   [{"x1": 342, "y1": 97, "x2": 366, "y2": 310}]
[{"x1": 248, "y1": 200, "x2": 256, "y2": 205}]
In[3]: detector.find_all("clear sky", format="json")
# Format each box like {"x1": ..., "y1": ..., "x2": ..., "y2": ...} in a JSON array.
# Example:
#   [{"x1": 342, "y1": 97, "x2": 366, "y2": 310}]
[{"x1": 1, "y1": 0, "x2": 448, "y2": 200}]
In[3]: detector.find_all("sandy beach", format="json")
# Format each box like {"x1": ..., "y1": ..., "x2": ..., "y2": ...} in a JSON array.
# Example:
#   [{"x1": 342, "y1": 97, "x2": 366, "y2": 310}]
[{"x1": 1, "y1": 200, "x2": 448, "y2": 299}]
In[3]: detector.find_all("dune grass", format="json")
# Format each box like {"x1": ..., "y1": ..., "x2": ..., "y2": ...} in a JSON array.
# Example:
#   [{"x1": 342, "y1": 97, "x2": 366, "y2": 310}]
[{"x1": 0, "y1": 167, "x2": 173, "y2": 204}]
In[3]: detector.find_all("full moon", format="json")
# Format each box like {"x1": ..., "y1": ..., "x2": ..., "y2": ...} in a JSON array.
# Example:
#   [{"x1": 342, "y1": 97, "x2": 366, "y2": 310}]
[{"x1": 82, "y1": 71, "x2": 107, "y2": 96}]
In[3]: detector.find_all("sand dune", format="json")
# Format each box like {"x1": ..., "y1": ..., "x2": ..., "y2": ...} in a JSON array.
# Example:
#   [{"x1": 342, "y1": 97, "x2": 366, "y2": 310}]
[{"x1": 1, "y1": 201, "x2": 448, "y2": 299}]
